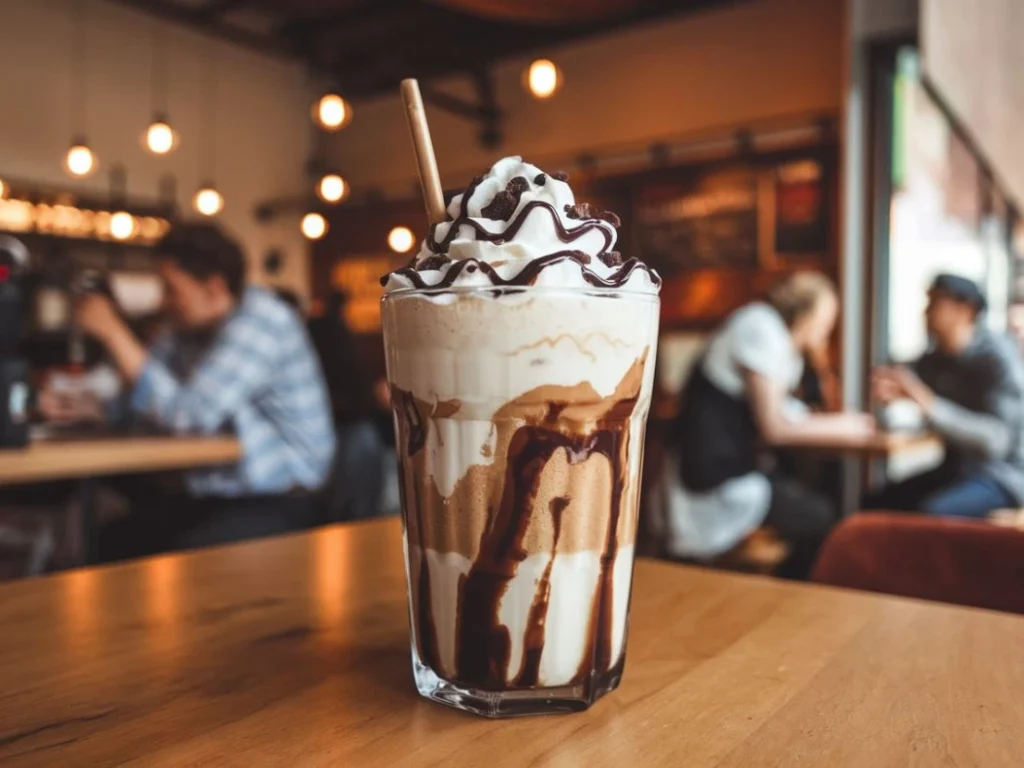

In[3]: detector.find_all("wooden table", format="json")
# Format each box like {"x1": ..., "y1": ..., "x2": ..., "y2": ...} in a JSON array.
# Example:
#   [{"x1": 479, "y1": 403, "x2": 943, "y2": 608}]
[
  {"x1": 1, "y1": 519, "x2": 1022, "y2": 766},
  {"x1": 787, "y1": 431, "x2": 942, "y2": 458},
  {"x1": 0, "y1": 436, "x2": 242, "y2": 486},
  {"x1": 0, "y1": 436, "x2": 241, "y2": 566}
]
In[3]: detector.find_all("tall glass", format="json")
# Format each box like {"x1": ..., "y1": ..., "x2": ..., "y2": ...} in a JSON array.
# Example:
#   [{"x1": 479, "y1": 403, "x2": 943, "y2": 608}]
[{"x1": 381, "y1": 285, "x2": 659, "y2": 717}]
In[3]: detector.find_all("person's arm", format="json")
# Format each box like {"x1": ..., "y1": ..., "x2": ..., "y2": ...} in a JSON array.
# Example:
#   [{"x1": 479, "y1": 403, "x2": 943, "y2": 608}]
[
  {"x1": 77, "y1": 292, "x2": 282, "y2": 435},
  {"x1": 894, "y1": 359, "x2": 1018, "y2": 459},
  {"x1": 129, "y1": 314, "x2": 282, "y2": 435},
  {"x1": 746, "y1": 370, "x2": 876, "y2": 448}
]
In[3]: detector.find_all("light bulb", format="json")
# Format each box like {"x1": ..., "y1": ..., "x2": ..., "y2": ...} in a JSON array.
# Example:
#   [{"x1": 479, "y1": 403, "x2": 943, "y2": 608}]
[
  {"x1": 388, "y1": 226, "x2": 415, "y2": 254},
  {"x1": 312, "y1": 94, "x2": 351, "y2": 131},
  {"x1": 316, "y1": 173, "x2": 347, "y2": 204},
  {"x1": 64, "y1": 143, "x2": 98, "y2": 178},
  {"x1": 193, "y1": 186, "x2": 224, "y2": 217},
  {"x1": 526, "y1": 59, "x2": 562, "y2": 99},
  {"x1": 143, "y1": 120, "x2": 177, "y2": 155},
  {"x1": 110, "y1": 211, "x2": 136, "y2": 241},
  {"x1": 301, "y1": 212, "x2": 328, "y2": 240},
  {"x1": 0, "y1": 178, "x2": 6, "y2": 199}
]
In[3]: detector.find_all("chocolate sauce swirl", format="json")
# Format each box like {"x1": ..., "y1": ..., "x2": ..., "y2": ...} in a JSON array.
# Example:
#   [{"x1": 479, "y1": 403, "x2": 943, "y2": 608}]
[
  {"x1": 381, "y1": 161, "x2": 662, "y2": 293},
  {"x1": 427, "y1": 199, "x2": 617, "y2": 265},
  {"x1": 392, "y1": 383, "x2": 640, "y2": 693},
  {"x1": 382, "y1": 252, "x2": 661, "y2": 291}
]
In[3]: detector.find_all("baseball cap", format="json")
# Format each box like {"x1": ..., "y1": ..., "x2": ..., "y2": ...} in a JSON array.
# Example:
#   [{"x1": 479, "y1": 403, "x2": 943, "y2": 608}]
[{"x1": 929, "y1": 273, "x2": 987, "y2": 314}]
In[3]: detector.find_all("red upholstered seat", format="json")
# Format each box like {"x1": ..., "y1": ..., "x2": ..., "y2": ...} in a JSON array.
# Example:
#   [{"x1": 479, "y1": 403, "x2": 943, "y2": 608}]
[{"x1": 812, "y1": 512, "x2": 1024, "y2": 615}]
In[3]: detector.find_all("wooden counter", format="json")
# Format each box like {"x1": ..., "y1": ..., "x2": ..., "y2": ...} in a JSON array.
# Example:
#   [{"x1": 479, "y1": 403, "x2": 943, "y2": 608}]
[
  {"x1": 1, "y1": 518, "x2": 1022, "y2": 765},
  {"x1": 0, "y1": 436, "x2": 242, "y2": 485}
]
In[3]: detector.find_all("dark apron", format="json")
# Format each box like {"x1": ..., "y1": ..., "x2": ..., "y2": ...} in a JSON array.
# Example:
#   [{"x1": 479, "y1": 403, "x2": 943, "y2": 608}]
[{"x1": 675, "y1": 359, "x2": 760, "y2": 493}]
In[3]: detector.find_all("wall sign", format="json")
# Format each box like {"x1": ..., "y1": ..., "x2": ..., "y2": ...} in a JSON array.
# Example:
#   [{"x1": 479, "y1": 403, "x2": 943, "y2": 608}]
[{"x1": 330, "y1": 254, "x2": 406, "y2": 333}]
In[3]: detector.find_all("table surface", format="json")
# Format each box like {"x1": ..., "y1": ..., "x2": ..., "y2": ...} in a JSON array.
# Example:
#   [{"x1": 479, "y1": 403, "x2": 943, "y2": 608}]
[
  {"x1": 0, "y1": 436, "x2": 242, "y2": 485},
  {"x1": 1, "y1": 518, "x2": 1022, "y2": 766},
  {"x1": 791, "y1": 430, "x2": 941, "y2": 457}
]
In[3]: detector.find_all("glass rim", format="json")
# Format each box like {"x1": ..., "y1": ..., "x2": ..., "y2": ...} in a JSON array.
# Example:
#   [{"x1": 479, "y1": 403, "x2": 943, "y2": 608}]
[{"x1": 381, "y1": 284, "x2": 661, "y2": 302}]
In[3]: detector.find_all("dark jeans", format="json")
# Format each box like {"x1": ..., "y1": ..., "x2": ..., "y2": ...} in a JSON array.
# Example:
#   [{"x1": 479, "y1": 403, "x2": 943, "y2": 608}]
[
  {"x1": 323, "y1": 420, "x2": 389, "y2": 522},
  {"x1": 98, "y1": 490, "x2": 318, "y2": 563},
  {"x1": 864, "y1": 467, "x2": 1016, "y2": 519},
  {"x1": 765, "y1": 475, "x2": 837, "y2": 580}
]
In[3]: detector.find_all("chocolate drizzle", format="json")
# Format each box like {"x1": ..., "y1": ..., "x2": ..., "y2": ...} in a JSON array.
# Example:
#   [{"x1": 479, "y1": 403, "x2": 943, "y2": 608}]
[
  {"x1": 432, "y1": 199, "x2": 617, "y2": 262},
  {"x1": 514, "y1": 496, "x2": 568, "y2": 687},
  {"x1": 390, "y1": 388, "x2": 436, "y2": 668},
  {"x1": 390, "y1": 366, "x2": 645, "y2": 693},
  {"x1": 382, "y1": 252, "x2": 659, "y2": 290},
  {"x1": 453, "y1": 406, "x2": 636, "y2": 691},
  {"x1": 381, "y1": 166, "x2": 658, "y2": 290}
]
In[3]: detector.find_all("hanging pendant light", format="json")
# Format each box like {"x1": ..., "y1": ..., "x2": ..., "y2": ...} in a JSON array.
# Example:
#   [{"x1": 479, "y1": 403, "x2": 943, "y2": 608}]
[
  {"x1": 193, "y1": 184, "x2": 224, "y2": 217},
  {"x1": 316, "y1": 173, "x2": 348, "y2": 204},
  {"x1": 525, "y1": 58, "x2": 563, "y2": 100},
  {"x1": 65, "y1": 0, "x2": 99, "y2": 178},
  {"x1": 142, "y1": 23, "x2": 178, "y2": 155},
  {"x1": 312, "y1": 93, "x2": 352, "y2": 132},
  {"x1": 301, "y1": 212, "x2": 328, "y2": 240},
  {"x1": 64, "y1": 137, "x2": 98, "y2": 178},
  {"x1": 192, "y1": 42, "x2": 223, "y2": 215},
  {"x1": 144, "y1": 116, "x2": 177, "y2": 155},
  {"x1": 388, "y1": 226, "x2": 415, "y2": 254}
]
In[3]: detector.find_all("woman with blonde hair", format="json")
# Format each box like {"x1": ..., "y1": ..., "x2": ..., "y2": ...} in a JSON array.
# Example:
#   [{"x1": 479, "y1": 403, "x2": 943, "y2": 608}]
[{"x1": 667, "y1": 272, "x2": 875, "y2": 578}]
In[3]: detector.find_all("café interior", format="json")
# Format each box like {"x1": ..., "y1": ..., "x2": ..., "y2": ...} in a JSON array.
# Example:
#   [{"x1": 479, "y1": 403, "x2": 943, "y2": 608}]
[{"x1": 2, "y1": 0, "x2": 1024, "y2": 763}]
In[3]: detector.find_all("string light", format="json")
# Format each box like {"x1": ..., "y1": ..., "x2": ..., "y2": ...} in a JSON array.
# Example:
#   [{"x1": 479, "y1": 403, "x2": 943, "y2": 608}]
[
  {"x1": 312, "y1": 94, "x2": 352, "y2": 132},
  {"x1": 64, "y1": 140, "x2": 98, "y2": 178},
  {"x1": 109, "y1": 211, "x2": 135, "y2": 240},
  {"x1": 301, "y1": 212, "x2": 328, "y2": 240},
  {"x1": 526, "y1": 59, "x2": 563, "y2": 100},
  {"x1": 193, "y1": 184, "x2": 224, "y2": 217},
  {"x1": 388, "y1": 226, "x2": 415, "y2": 254},
  {"x1": 316, "y1": 173, "x2": 348, "y2": 204}
]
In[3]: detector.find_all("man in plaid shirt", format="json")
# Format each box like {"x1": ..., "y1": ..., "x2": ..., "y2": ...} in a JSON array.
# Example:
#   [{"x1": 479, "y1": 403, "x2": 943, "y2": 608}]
[{"x1": 72, "y1": 223, "x2": 336, "y2": 558}]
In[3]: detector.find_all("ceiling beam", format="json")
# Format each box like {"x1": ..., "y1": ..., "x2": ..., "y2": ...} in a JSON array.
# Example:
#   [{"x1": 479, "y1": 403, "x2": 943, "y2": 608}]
[
  {"x1": 108, "y1": 0, "x2": 296, "y2": 61},
  {"x1": 196, "y1": 0, "x2": 255, "y2": 21}
]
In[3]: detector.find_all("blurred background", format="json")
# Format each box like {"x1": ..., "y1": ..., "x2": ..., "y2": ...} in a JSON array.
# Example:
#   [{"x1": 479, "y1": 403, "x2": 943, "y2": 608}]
[{"x1": 2, "y1": 0, "x2": 1023, "y2": 606}]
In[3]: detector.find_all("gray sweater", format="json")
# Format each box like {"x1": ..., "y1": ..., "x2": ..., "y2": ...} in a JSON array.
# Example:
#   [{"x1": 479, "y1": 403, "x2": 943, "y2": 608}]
[{"x1": 914, "y1": 329, "x2": 1024, "y2": 503}]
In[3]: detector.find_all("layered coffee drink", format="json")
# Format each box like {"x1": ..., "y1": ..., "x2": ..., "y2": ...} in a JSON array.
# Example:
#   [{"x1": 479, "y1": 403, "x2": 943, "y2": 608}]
[{"x1": 381, "y1": 157, "x2": 660, "y2": 716}]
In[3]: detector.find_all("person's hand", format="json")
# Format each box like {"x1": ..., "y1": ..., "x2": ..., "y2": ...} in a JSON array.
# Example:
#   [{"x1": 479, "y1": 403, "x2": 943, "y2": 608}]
[
  {"x1": 37, "y1": 388, "x2": 103, "y2": 425},
  {"x1": 872, "y1": 366, "x2": 904, "y2": 404},
  {"x1": 889, "y1": 366, "x2": 935, "y2": 413},
  {"x1": 75, "y1": 293, "x2": 123, "y2": 343}
]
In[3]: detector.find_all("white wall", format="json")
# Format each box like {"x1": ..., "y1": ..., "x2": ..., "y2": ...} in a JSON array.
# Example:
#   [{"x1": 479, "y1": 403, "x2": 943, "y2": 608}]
[
  {"x1": 0, "y1": 0, "x2": 314, "y2": 296},
  {"x1": 328, "y1": 0, "x2": 844, "y2": 191}
]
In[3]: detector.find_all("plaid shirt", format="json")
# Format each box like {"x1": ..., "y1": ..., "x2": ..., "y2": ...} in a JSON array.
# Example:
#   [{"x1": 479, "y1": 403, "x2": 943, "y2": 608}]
[{"x1": 130, "y1": 286, "x2": 336, "y2": 497}]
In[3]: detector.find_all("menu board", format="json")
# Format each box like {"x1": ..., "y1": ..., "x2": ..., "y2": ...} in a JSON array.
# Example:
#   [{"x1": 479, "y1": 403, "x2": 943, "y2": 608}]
[
  {"x1": 633, "y1": 153, "x2": 832, "y2": 276},
  {"x1": 635, "y1": 167, "x2": 759, "y2": 276},
  {"x1": 773, "y1": 158, "x2": 829, "y2": 259}
]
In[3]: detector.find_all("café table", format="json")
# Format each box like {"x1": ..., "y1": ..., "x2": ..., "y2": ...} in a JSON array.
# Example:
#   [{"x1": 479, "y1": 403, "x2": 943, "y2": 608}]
[
  {"x1": 1, "y1": 518, "x2": 1021, "y2": 766},
  {"x1": 0, "y1": 434, "x2": 242, "y2": 563}
]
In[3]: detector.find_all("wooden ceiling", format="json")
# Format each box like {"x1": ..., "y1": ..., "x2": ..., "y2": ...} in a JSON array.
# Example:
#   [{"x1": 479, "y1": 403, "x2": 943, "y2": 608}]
[{"x1": 114, "y1": 0, "x2": 736, "y2": 99}]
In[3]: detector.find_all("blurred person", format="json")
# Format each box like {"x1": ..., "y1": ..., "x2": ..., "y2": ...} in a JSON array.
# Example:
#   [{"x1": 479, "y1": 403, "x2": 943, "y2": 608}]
[
  {"x1": 307, "y1": 290, "x2": 393, "y2": 520},
  {"x1": 868, "y1": 274, "x2": 1024, "y2": 519},
  {"x1": 668, "y1": 272, "x2": 876, "y2": 578},
  {"x1": 43, "y1": 223, "x2": 335, "y2": 559},
  {"x1": 273, "y1": 287, "x2": 303, "y2": 314}
]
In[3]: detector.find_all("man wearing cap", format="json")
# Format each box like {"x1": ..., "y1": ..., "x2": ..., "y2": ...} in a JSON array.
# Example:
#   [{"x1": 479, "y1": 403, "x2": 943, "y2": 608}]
[{"x1": 869, "y1": 273, "x2": 1024, "y2": 518}]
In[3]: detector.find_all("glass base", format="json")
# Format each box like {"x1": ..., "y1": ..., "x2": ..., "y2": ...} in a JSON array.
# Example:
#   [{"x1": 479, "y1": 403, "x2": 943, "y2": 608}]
[{"x1": 411, "y1": 647, "x2": 625, "y2": 718}]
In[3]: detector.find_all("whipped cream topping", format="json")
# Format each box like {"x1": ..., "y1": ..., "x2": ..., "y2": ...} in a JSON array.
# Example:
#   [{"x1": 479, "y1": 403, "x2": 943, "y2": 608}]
[{"x1": 382, "y1": 157, "x2": 660, "y2": 294}]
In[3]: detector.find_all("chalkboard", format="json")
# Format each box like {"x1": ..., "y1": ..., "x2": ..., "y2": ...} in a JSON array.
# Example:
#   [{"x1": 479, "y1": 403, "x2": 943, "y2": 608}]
[{"x1": 635, "y1": 167, "x2": 759, "y2": 276}]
